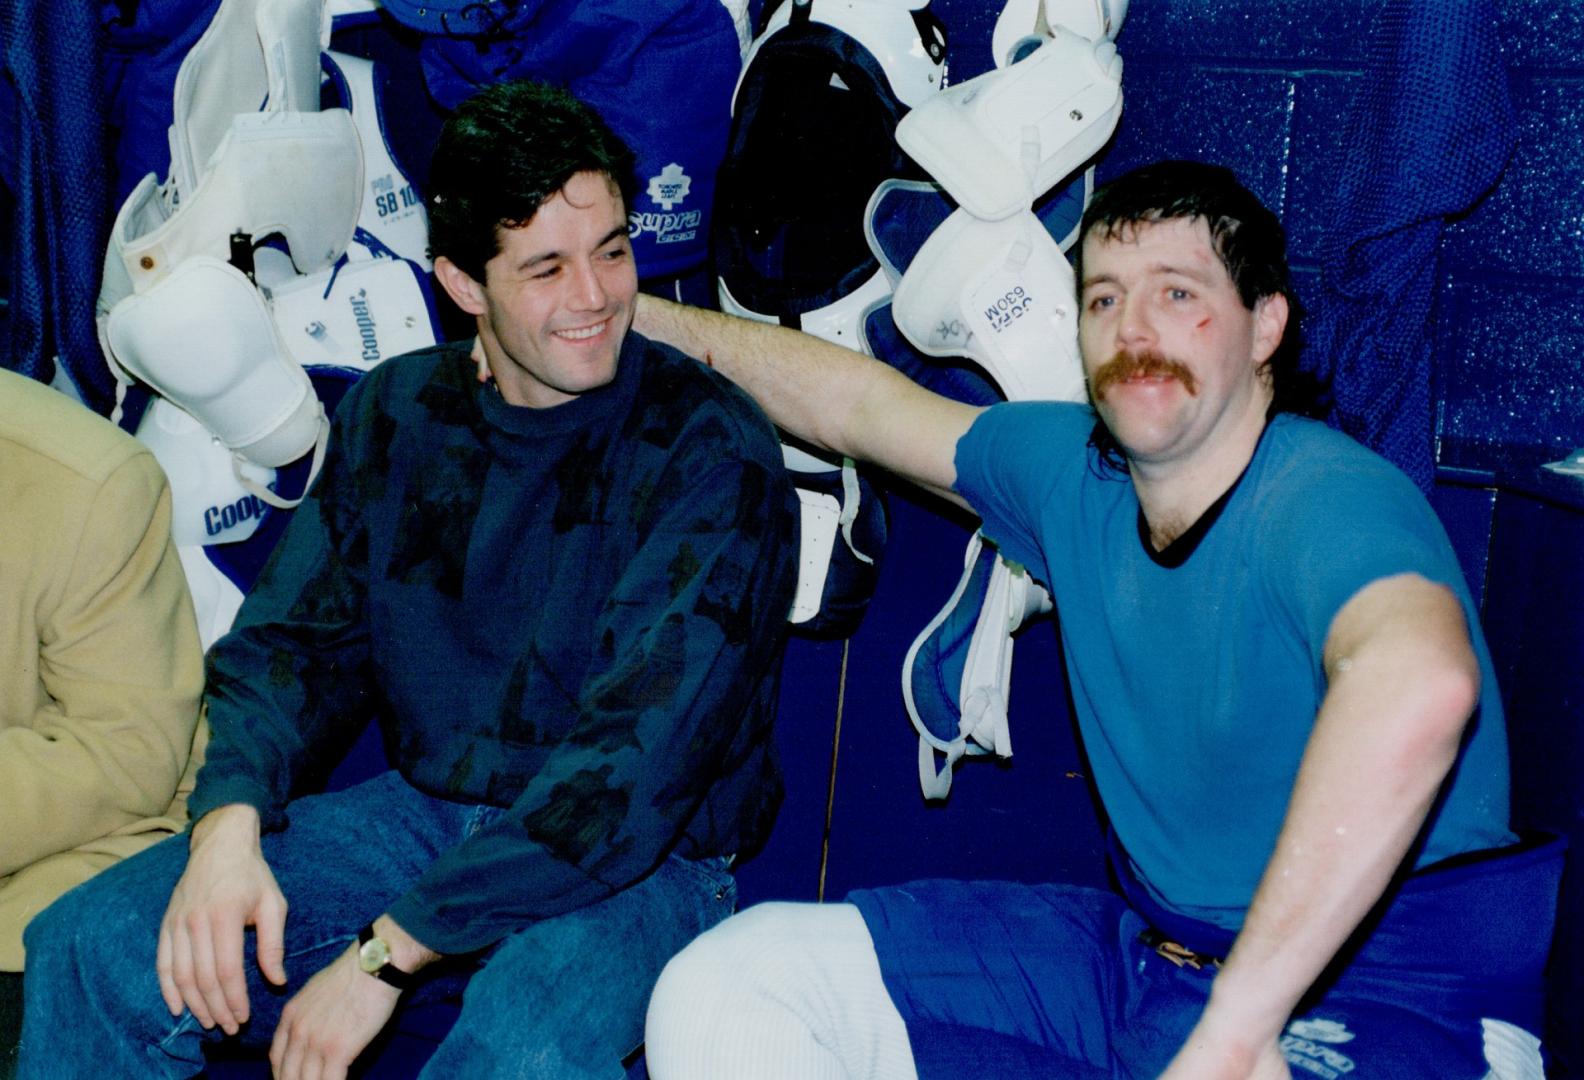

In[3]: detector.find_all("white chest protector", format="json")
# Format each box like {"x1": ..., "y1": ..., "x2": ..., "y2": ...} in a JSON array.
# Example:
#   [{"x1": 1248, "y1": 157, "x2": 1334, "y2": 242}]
[
  {"x1": 96, "y1": 1, "x2": 365, "y2": 489},
  {"x1": 322, "y1": 50, "x2": 433, "y2": 269},
  {"x1": 97, "y1": 105, "x2": 361, "y2": 483}
]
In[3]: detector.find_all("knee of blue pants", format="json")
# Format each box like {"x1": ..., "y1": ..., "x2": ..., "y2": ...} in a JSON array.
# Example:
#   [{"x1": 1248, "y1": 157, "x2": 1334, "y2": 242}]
[
  {"x1": 19, "y1": 874, "x2": 120, "y2": 1003},
  {"x1": 19, "y1": 835, "x2": 193, "y2": 1070}
]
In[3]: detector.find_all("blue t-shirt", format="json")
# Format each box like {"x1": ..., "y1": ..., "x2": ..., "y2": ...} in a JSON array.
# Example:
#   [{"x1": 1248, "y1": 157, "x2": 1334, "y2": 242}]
[{"x1": 954, "y1": 403, "x2": 1514, "y2": 930}]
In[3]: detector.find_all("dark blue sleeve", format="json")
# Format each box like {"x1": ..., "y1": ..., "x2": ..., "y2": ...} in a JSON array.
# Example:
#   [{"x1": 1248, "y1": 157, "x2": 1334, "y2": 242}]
[{"x1": 187, "y1": 384, "x2": 379, "y2": 829}]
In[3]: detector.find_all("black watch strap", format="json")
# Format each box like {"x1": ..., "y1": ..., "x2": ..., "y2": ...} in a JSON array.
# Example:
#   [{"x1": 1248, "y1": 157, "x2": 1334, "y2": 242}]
[{"x1": 356, "y1": 922, "x2": 416, "y2": 990}]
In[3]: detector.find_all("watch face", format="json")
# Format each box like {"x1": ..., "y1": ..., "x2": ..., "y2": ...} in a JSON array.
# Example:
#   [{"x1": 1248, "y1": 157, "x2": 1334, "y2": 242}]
[{"x1": 359, "y1": 935, "x2": 392, "y2": 973}]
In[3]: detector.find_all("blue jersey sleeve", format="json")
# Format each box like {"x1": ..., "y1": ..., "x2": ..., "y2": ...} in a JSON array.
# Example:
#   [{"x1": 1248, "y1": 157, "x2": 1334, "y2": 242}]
[
  {"x1": 1252, "y1": 423, "x2": 1470, "y2": 669},
  {"x1": 952, "y1": 402, "x2": 1100, "y2": 582}
]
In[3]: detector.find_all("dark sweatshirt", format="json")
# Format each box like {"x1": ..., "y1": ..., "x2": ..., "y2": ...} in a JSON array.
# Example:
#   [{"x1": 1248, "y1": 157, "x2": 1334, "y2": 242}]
[{"x1": 189, "y1": 333, "x2": 798, "y2": 953}]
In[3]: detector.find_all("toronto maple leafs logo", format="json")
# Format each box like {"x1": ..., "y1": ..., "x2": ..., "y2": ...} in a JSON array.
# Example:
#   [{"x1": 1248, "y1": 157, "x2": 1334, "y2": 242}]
[
  {"x1": 647, "y1": 163, "x2": 692, "y2": 211},
  {"x1": 1286, "y1": 1018, "x2": 1355, "y2": 1044}
]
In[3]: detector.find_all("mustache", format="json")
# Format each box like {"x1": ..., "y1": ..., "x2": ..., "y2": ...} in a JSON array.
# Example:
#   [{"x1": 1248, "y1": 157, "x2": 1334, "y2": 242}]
[{"x1": 1088, "y1": 350, "x2": 1200, "y2": 400}]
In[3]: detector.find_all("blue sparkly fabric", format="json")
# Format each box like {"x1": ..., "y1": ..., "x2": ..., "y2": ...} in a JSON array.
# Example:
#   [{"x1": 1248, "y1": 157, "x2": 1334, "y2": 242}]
[
  {"x1": 1, "y1": 0, "x2": 219, "y2": 406},
  {"x1": 1303, "y1": 0, "x2": 1516, "y2": 491},
  {"x1": 1, "y1": 1, "x2": 107, "y2": 393}
]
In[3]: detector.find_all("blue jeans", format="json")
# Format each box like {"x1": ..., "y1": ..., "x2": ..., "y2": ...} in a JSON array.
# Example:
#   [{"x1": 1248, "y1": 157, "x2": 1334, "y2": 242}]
[
  {"x1": 849, "y1": 835, "x2": 1564, "y2": 1078},
  {"x1": 18, "y1": 771, "x2": 736, "y2": 1079}
]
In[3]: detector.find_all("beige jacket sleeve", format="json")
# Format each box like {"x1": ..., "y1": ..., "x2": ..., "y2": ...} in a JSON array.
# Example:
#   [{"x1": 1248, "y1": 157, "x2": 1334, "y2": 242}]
[{"x1": 0, "y1": 447, "x2": 205, "y2": 965}]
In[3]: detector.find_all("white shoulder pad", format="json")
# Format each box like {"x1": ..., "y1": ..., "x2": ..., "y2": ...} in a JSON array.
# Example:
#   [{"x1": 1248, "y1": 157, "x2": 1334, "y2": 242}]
[
  {"x1": 896, "y1": 27, "x2": 1121, "y2": 221},
  {"x1": 114, "y1": 110, "x2": 364, "y2": 291},
  {"x1": 891, "y1": 207, "x2": 1086, "y2": 403},
  {"x1": 170, "y1": 0, "x2": 325, "y2": 197},
  {"x1": 902, "y1": 533, "x2": 1052, "y2": 799},
  {"x1": 106, "y1": 256, "x2": 325, "y2": 470},
  {"x1": 739, "y1": 0, "x2": 944, "y2": 113}
]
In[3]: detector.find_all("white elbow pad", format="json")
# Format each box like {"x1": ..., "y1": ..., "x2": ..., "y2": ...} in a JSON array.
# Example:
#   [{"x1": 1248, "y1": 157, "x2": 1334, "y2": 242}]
[
  {"x1": 891, "y1": 206, "x2": 1086, "y2": 403},
  {"x1": 106, "y1": 256, "x2": 326, "y2": 473},
  {"x1": 896, "y1": 26, "x2": 1122, "y2": 221},
  {"x1": 169, "y1": 0, "x2": 325, "y2": 197},
  {"x1": 991, "y1": 0, "x2": 1128, "y2": 68}
]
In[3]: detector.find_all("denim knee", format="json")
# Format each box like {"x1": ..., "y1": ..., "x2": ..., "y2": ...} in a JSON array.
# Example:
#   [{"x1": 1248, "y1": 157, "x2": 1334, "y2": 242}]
[
  {"x1": 22, "y1": 837, "x2": 185, "y2": 1030},
  {"x1": 20, "y1": 880, "x2": 97, "y2": 989}
]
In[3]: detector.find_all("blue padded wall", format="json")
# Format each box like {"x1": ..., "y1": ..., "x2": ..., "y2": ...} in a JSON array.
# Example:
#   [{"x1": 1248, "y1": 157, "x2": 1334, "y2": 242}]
[
  {"x1": 732, "y1": 635, "x2": 847, "y2": 904},
  {"x1": 1438, "y1": 2, "x2": 1584, "y2": 468},
  {"x1": 1482, "y1": 471, "x2": 1584, "y2": 1078}
]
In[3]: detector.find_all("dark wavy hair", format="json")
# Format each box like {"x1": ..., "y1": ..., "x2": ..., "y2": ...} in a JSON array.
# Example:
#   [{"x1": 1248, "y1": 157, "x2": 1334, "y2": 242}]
[
  {"x1": 1074, "y1": 160, "x2": 1330, "y2": 467},
  {"x1": 426, "y1": 79, "x2": 638, "y2": 282}
]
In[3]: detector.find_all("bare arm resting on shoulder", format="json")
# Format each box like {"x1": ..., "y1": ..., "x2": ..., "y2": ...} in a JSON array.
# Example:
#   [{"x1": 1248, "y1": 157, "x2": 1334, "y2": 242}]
[
  {"x1": 1161, "y1": 572, "x2": 1480, "y2": 1080},
  {"x1": 634, "y1": 294, "x2": 982, "y2": 510}
]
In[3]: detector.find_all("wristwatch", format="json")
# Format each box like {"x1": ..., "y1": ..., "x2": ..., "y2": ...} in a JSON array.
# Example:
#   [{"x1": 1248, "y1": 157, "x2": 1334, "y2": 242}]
[{"x1": 357, "y1": 922, "x2": 416, "y2": 990}]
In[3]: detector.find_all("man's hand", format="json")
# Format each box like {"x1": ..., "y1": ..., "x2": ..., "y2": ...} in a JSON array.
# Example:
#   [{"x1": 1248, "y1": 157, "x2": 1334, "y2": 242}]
[
  {"x1": 1157, "y1": 1014, "x2": 1291, "y2": 1080},
  {"x1": 269, "y1": 914, "x2": 437, "y2": 1080},
  {"x1": 268, "y1": 943, "x2": 399, "y2": 1080},
  {"x1": 157, "y1": 804, "x2": 288, "y2": 1034}
]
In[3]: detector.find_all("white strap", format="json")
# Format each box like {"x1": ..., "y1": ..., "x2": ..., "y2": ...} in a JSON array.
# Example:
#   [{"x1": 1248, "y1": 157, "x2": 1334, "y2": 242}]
[
  {"x1": 958, "y1": 555, "x2": 1052, "y2": 755},
  {"x1": 902, "y1": 534, "x2": 985, "y2": 800},
  {"x1": 837, "y1": 456, "x2": 875, "y2": 565},
  {"x1": 235, "y1": 412, "x2": 328, "y2": 510}
]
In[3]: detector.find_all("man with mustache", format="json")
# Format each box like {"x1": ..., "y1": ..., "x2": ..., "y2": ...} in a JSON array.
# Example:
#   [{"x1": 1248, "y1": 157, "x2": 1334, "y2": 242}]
[
  {"x1": 637, "y1": 161, "x2": 1555, "y2": 1078},
  {"x1": 19, "y1": 80, "x2": 797, "y2": 1080}
]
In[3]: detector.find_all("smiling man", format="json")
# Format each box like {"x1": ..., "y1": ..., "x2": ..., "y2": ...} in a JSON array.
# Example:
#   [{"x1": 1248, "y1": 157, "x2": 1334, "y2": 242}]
[
  {"x1": 637, "y1": 161, "x2": 1557, "y2": 1079},
  {"x1": 19, "y1": 80, "x2": 797, "y2": 1080}
]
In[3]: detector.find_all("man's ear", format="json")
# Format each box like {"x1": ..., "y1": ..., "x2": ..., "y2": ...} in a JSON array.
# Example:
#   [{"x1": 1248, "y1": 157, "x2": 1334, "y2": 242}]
[
  {"x1": 434, "y1": 256, "x2": 487, "y2": 318},
  {"x1": 1251, "y1": 292, "x2": 1289, "y2": 366}
]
